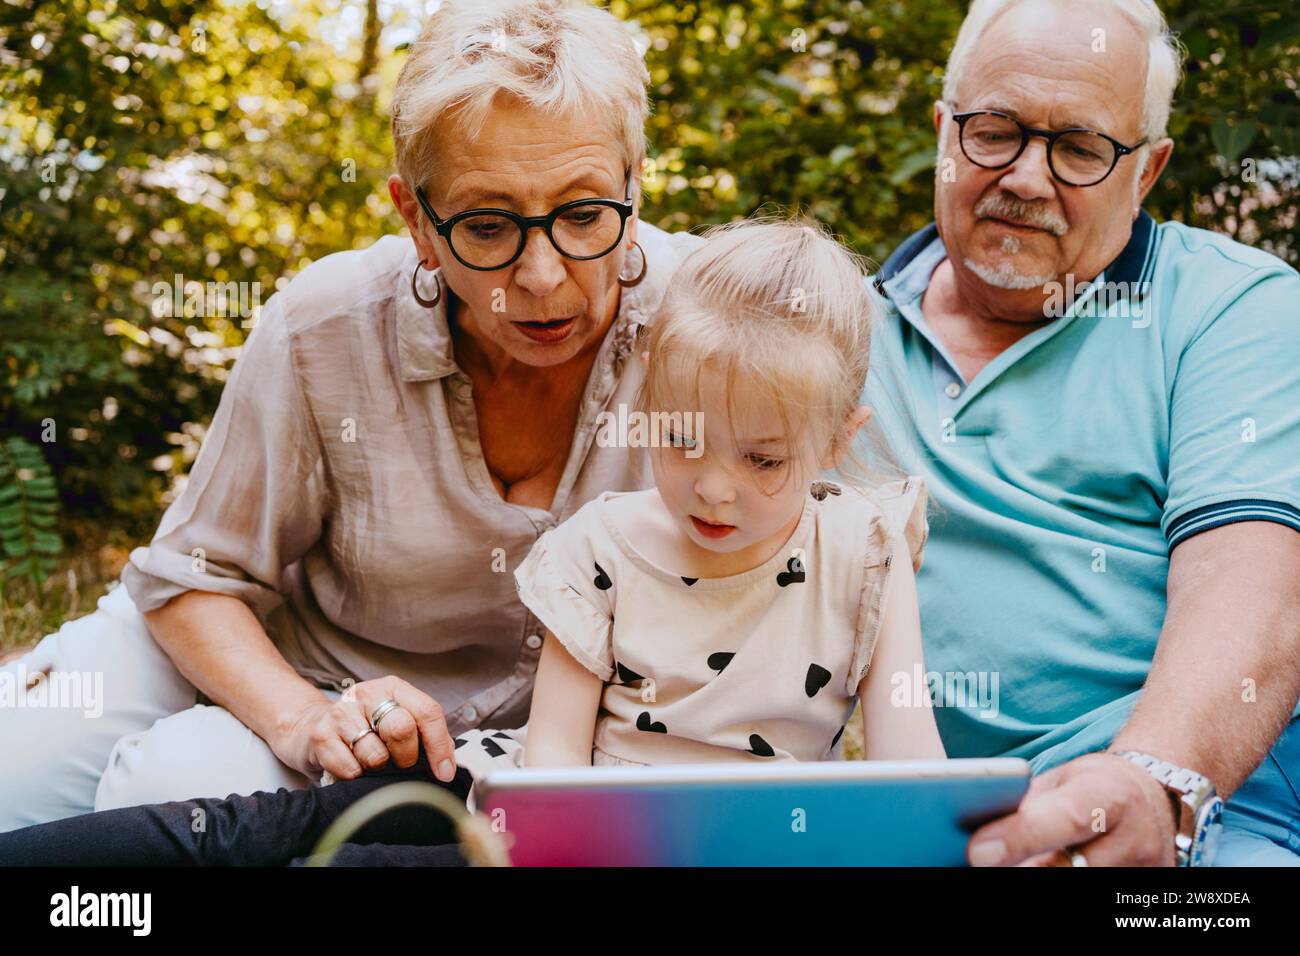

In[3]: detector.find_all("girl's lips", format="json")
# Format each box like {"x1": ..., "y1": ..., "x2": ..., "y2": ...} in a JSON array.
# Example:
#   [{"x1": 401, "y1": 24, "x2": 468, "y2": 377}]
[
  {"x1": 691, "y1": 515, "x2": 736, "y2": 539},
  {"x1": 514, "y1": 316, "x2": 576, "y2": 344}
]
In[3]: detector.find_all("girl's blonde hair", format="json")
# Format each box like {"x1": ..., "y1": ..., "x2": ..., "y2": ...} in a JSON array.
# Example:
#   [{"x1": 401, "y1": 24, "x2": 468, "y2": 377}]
[
  {"x1": 390, "y1": 0, "x2": 650, "y2": 193},
  {"x1": 636, "y1": 217, "x2": 902, "y2": 492}
]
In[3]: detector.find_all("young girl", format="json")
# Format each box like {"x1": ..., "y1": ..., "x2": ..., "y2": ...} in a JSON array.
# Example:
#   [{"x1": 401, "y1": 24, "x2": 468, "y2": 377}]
[
  {"x1": 447, "y1": 216, "x2": 945, "y2": 808},
  {"x1": 0, "y1": 218, "x2": 944, "y2": 866}
]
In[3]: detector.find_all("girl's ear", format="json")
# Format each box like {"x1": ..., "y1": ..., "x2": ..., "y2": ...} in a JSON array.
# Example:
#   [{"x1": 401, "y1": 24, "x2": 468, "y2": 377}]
[
  {"x1": 820, "y1": 405, "x2": 873, "y2": 471},
  {"x1": 640, "y1": 349, "x2": 651, "y2": 368}
]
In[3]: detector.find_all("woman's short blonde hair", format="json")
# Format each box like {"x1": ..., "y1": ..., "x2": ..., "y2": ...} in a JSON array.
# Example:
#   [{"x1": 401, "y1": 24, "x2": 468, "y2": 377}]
[
  {"x1": 391, "y1": 0, "x2": 650, "y2": 192},
  {"x1": 637, "y1": 217, "x2": 900, "y2": 492}
]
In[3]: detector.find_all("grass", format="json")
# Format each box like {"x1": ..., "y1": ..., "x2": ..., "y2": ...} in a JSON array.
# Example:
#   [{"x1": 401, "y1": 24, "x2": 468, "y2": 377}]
[{"x1": 0, "y1": 519, "x2": 135, "y2": 663}]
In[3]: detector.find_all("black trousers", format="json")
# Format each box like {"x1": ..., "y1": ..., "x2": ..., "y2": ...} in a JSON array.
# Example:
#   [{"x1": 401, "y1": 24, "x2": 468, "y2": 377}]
[{"x1": 0, "y1": 751, "x2": 474, "y2": 866}]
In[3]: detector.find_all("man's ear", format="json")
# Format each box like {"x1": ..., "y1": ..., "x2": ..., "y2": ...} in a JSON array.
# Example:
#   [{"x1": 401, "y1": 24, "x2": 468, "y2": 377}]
[
  {"x1": 1133, "y1": 138, "x2": 1174, "y2": 213},
  {"x1": 820, "y1": 405, "x2": 874, "y2": 470},
  {"x1": 388, "y1": 173, "x2": 441, "y2": 270},
  {"x1": 933, "y1": 99, "x2": 947, "y2": 136}
]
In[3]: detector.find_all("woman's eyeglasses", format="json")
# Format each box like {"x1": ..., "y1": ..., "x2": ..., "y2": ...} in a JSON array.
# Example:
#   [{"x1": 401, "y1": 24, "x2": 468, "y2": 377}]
[
  {"x1": 414, "y1": 170, "x2": 635, "y2": 271},
  {"x1": 948, "y1": 107, "x2": 1148, "y2": 187}
]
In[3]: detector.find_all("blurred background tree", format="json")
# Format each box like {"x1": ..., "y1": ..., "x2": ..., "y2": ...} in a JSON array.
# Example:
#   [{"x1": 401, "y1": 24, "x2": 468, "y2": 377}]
[{"x1": 0, "y1": 0, "x2": 1296, "y2": 631}]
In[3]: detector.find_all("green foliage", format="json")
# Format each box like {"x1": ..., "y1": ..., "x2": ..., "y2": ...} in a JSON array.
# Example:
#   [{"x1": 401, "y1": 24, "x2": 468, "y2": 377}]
[
  {"x1": 0, "y1": 0, "x2": 1296, "y2": 539},
  {"x1": 617, "y1": 0, "x2": 1299, "y2": 264},
  {"x1": 0, "y1": 437, "x2": 63, "y2": 591}
]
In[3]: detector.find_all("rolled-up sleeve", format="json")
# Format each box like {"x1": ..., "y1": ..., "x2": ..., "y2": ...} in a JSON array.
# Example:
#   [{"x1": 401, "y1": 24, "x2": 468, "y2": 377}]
[{"x1": 121, "y1": 293, "x2": 327, "y2": 623}]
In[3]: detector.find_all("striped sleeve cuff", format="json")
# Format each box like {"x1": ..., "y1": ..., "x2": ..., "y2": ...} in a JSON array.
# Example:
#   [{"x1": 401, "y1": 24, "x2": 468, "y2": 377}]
[{"x1": 1167, "y1": 499, "x2": 1300, "y2": 550}]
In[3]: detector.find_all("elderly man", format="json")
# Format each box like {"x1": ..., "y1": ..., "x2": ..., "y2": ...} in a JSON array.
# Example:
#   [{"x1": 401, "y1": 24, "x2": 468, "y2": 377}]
[{"x1": 866, "y1": 0, "x2": 1300, "y2": 866}]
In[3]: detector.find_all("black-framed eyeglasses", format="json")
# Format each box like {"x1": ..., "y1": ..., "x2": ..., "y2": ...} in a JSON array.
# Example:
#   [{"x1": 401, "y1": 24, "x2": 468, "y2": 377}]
[
  {"x1": 949, "y1": 108, "x2": 1148, "y2": 187},
  {"x1": 414, "y1": 169, "x2": 635, "y2": 271}
]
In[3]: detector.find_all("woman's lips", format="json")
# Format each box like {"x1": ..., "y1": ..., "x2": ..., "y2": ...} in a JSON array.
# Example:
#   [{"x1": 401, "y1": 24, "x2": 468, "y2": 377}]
[
  {"x1": 514, "y1": 316, "x2": 576, "y2": 344},
  {"x1": 690, "y1": 515, "x2": 736, "y2": 539}
]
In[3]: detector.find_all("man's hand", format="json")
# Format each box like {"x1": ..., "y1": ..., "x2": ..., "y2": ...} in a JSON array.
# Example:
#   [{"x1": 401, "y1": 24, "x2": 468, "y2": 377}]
[
  {"x1": 269, "y1": 675, "x2": 459, "y2": 785},
  {"x1": 967, "y1": 752, "x2": 1178, "y2": 866}
]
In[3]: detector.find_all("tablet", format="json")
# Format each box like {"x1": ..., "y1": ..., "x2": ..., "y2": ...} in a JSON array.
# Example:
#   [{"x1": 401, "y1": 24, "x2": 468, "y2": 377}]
[{"x1": 475, "y1": 757, "x2": 1030, "y2": 866}]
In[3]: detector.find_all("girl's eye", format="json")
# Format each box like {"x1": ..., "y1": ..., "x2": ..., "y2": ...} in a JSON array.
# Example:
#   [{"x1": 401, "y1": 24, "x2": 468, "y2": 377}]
[
  {"x1": 746, "y1": 455, "x2": 785, "y2": 471},
  {"x1": 664, "y1": 431, "x2": 698, "y2": 450}
]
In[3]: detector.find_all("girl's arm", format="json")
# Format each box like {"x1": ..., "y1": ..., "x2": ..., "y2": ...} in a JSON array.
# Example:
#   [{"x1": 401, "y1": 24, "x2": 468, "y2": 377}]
[
  {"x1": 522, "y1": 631, "x2": 604, "y2": 767},
  {"x1": 857, "y1": 552, "x2": 947, "y2": 760}
]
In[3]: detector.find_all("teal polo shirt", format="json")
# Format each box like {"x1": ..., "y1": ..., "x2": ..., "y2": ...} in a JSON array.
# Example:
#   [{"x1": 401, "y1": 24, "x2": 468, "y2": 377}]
[{"x1": 862, "y1": 211, "x2": 1300, "y2": 773}]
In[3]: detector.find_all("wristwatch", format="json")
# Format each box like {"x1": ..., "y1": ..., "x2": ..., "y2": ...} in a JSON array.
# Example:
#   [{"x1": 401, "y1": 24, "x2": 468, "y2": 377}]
[{"x1": 1112, "y1": 750, "x2": 1224, "y2": 867}]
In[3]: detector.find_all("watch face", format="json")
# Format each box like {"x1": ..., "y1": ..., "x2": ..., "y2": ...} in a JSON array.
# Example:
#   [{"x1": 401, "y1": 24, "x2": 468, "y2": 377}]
[{"x1": 1190, "y1": 796, "x2": 1224, "y2": 867}]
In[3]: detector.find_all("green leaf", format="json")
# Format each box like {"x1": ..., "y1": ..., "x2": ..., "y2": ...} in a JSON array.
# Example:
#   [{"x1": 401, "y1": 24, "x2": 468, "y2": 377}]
[
  {"x1": 1211, "y1": 117, "x2": 1258, "y2": 165},
  {"x1": 889, "y1": 148, "x2": 938, "y2": 186}
]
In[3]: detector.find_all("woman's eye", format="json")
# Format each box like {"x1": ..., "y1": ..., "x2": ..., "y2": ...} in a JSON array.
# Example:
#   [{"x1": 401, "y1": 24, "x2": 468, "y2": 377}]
[{"x1": 561, "y1": 210, "x2": 600, "y2": 228}]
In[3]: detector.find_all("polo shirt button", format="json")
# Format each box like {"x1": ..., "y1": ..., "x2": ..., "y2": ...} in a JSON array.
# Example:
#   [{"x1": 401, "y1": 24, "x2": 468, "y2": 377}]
[
  {"x1": 463, "y1": 705, "x2": 478, "y2": 723},
  {"x1": 944, "y1": 382, "x2": 962, "y2": 399},
  {"x1": 526, "y1": 633, "x2": 543, "y2": 650}
]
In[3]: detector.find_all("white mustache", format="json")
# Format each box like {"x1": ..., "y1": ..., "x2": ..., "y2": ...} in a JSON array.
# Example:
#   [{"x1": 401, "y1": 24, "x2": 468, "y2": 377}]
[{"x1": 975, "y1": 194, "x2": 1068, "y2": 237}]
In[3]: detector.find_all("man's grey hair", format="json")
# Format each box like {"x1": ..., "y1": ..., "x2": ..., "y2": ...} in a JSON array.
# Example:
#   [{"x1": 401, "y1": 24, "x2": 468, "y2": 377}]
[{"x1": 941, "y1": 0, "x2": 1185, "y2": 141}]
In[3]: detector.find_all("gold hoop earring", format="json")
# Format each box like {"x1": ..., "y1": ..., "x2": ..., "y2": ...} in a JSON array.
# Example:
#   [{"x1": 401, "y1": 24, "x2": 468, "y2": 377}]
[
  {"x1": 617, "y1": 240, "x2": 647, "y2": 288},
  {"x1": 411, "y1": 260, "x2": 442, "y2": 308}
]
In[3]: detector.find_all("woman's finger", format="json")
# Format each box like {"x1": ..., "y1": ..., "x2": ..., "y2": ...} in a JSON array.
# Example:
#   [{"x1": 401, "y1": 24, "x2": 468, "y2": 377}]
[
  {"x1": 383, "y1": 676, "x2": 458, "y2": 783},
  {"x1": 312, "y1": 724, "x2": 365, "y2": 781},
  {"x1": 333, "y1": 698, "x2": 391, "y2": 771},
  {"x1": 355, "y1": 684, "x2": 420, "y2": 769},
  {"x1": 374, "y1": 707, "x2": 420, "y2": 768}
]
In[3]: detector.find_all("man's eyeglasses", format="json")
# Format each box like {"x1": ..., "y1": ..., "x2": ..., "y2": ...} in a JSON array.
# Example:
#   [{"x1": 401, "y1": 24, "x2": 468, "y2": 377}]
[
  {"x1": 948, "y1": 108, "x2": 1148, "y2": 187},
  {"x1": 414, "y1": 169, "x2": 635, "y2": 271}
]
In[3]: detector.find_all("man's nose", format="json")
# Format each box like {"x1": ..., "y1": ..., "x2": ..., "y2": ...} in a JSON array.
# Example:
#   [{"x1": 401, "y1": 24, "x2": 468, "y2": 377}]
[
  {"x1": 997, "y1": 138, "x2": 1057, "y2": 202},
  {"x1": 512, "y1": 228, "x2": 567, "y2": 298}
]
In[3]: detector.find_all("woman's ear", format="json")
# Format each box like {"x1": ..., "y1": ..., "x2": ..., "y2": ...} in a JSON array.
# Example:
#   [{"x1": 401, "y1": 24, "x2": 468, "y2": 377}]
[
  {"x1": 388, "y1": 173, "x2": 441, "y2": 269},
  {"x1": 820, "y1": 405, "x2": 874, "y2": 471}
]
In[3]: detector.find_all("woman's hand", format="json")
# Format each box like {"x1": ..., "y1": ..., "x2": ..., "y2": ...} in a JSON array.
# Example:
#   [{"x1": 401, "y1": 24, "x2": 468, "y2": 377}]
[{"x1": 272, "y1": 676, "x2": 459, "y2": 784}]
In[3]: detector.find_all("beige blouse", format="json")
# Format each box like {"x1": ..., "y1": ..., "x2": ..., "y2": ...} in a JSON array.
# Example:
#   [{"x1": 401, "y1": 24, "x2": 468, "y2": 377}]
[
  {"x1": 121, "y1": 222, "x2": 705, "y2": 734},
  {"x1": 450, "y1": 478, "x2": 929, "y2": 808}
]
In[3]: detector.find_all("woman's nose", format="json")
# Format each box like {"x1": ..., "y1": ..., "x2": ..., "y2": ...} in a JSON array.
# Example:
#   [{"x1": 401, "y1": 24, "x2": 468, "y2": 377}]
[{"x1": 512, "y1": 228, "x2": 567, "y2": 298}]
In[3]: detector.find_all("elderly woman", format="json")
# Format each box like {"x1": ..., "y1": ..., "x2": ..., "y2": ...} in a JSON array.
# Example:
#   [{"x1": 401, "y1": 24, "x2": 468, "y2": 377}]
[{"x1": 0, "y1": 0, "x2": 700, "y2": 832}]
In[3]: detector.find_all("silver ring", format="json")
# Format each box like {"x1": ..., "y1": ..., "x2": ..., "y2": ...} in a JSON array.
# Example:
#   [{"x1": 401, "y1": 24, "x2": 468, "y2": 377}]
[
  {"x1": 369, "y1": 698, "x2": 401, "y2": 730},
  {"x1": 348, "y1": 727, "x2": 376, "y2": 748}
]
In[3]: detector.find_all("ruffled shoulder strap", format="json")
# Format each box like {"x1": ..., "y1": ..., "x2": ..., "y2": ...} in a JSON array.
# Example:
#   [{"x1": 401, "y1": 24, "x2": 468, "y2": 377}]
[
  {"x1": 868, "y1": 475, "x2": 929, "y2": 573},
  {"x1": 845, "y1": 475, "x2": 929, "y2": 695}
]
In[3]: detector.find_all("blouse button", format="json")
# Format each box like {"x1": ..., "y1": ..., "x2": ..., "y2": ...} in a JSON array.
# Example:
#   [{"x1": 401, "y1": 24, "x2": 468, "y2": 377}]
[
  {"x1": 944, "y1": 381, "x2": 962, "y2": 399},
  {"x1": 463, "y1": 705, "x2": 478, "y2": 723},
  {"x1": 526, "y1": 633, "x2": 543, "y2": 650}
]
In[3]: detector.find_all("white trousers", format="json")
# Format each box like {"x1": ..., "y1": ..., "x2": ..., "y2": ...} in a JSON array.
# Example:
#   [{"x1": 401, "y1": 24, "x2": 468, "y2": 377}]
[{"x1": 0, "y1": 582, "x2": 318, "y2": 833}]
